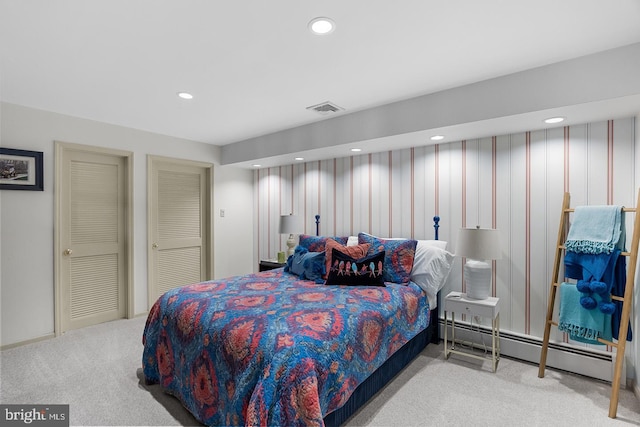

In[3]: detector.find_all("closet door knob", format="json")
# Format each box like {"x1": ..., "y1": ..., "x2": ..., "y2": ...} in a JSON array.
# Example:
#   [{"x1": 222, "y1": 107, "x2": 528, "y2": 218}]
[
  {"x1": 152, "y1": 243, "x2": 159, "y2": 249},
  {"x1": 63, "y1": 248, "x2": 73, "y2": 256}
]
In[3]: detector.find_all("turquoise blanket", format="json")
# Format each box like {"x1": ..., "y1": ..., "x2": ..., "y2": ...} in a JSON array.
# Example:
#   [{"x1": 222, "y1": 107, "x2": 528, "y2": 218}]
[
  {"x1": 558, "y1": 282, "x2": 612, "y2": 344},
  {"x1": 565, "y1": 205, "x2": 622, "y2": 254}
]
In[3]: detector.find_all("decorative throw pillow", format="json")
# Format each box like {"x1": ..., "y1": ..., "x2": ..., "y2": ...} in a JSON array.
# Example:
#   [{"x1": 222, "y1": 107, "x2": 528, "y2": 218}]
[
  {"x1": 284, "y1": 245, "x2": 308, "y2": 275},
  {"x1": 298, "y1": 234, "x2": 349, "y2": 252},
  {"x1": 301, "y1": 251, "x2": 327, "y2": 283},
  {"x1": 324, "y1": 238, "x2": 370, "y2": 279},
  {"x1": 325, "y1": 248, "x2": 385, "y2": 287},
  {"x1": 285, "y1": 246, "x2": 326, "y2": 283},
  {"x1": 358, "y1": 233, "x2": 417, "y2": 284},
  {"x1": 357, "y1": 233, "x2": 445, "y2": 249}
]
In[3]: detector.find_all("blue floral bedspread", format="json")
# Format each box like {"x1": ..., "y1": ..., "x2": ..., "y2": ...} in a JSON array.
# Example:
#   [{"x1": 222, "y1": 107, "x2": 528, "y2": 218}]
[{"x1": 142, "y1": 269, "x2": 429, "y2": 426}]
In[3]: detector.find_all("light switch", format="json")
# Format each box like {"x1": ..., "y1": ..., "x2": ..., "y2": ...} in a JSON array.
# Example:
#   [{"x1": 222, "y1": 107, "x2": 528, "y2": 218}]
[{"x1": 220, "y1": 209, "x2": 225, "y2": 217}]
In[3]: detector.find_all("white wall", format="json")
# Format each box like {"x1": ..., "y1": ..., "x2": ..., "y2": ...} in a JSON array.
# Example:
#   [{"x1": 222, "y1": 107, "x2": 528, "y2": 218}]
[
  {"x1": 254, "y1": 117, "x2": 639, "y2": 385},
  {"x1": 0, "y1": 102, "x2": 254, "y2": 347},
  {"x1": 213, "y1": 166, "x2": 255, "y2": 279}
]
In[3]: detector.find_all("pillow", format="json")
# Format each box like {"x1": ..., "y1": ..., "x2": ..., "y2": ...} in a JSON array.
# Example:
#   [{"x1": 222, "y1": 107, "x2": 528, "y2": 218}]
[
  {"x1": 358, "y1": 233, "x2": 417, "y2": 284},
  {"x1": 418, "y1": 239, "x2": 448, "y2": 250},
  {"x1": 346, "y1": 236, "x2": 359, "y2": 246},
  {"x1": 325, "y1": 238, "x2": 370, "y2": 279},
  {"x1": 410, "y1": 244, "x2": 454, "y2": 308},
  {"x1": 285, "y1": 245, "x2": 310, "y2": 275},
  {"x1": 358, "y1": 233, "x2": 446, "y2": 248},
  {"x1": 325, "y1": 248, "x2": 385, "y2": 287},
  {"x1": 285, "y1": 246, "x2": 326, "y2": 283},
  {"x1": 298, "y1": 234, "x2": 349, "y2": 252},
  {"x1": 411, "y1": 241, "x2": 453, "y2": 275}
]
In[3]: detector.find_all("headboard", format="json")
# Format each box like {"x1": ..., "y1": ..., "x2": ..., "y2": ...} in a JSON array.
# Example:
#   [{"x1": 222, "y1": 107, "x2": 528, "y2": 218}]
[{"x1": 313, "y1": 214, "x2": 441, "y2": 239}]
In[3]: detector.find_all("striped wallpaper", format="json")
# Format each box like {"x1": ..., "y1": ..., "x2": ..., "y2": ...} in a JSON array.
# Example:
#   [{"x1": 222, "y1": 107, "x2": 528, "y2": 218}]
[{"x1": 253, "y1": 117, "x2": 636, "y2": 347}]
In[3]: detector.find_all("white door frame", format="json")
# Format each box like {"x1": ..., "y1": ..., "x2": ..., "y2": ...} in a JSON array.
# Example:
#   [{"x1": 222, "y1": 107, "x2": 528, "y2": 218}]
[{"x1": 54, "y1": 141, "x2": 134, "y2": 336}]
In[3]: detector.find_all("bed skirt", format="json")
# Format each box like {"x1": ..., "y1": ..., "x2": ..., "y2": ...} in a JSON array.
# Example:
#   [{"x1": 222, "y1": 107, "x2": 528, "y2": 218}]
[{"x1": 323, "y1": 305, "x2": 439, "y2": 426}]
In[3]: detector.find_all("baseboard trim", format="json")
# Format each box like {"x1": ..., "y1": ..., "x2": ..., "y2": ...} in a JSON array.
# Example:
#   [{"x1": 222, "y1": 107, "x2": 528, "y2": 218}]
[
  {"x1": 1, "y1": 333, "x2": 55, "y2": 351},
  {"x1": 439, "y1": 319, "x2": 626, "y2": 385}
]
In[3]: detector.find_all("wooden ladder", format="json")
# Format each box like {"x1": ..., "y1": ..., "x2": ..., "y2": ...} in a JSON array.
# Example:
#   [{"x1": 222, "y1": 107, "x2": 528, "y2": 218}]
[{"x1": 538, "y1": 190, "x2": 640, "y2": 418}]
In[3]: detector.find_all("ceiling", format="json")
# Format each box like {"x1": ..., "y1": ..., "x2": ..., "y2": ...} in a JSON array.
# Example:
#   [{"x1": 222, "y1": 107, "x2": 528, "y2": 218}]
[{"x1": 2, "y1": 1, "x2": 640, "y2": 168}]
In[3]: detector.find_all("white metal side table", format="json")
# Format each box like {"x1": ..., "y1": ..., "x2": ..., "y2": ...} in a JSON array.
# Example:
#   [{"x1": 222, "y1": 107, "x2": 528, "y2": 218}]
[{"x1": 444, "y1": 291, "x2": 500, "y2": 372}]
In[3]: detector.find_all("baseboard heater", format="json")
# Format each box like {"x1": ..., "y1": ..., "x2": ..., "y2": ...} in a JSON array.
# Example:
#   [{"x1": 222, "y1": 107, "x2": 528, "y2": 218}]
[{"x1": 439, "y1": 318, "x2": 626, "y2": 386}]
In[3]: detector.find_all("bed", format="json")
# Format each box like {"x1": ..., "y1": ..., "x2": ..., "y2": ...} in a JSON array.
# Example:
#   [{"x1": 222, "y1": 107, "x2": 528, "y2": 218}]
[{"x1": 142, "y1": 217, "x2": 453, "y2": 426}]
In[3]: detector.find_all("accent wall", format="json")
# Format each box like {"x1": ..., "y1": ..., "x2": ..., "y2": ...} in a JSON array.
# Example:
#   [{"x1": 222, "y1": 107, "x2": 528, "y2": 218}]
[{"x1": 254, "y1": 117, "x2": 638, "y2": 385}]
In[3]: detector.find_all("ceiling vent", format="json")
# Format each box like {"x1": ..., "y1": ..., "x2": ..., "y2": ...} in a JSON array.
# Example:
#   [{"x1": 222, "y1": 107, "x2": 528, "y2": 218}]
[{"x1": 306, "y1": 101, "x2": 344, "y2": 115}]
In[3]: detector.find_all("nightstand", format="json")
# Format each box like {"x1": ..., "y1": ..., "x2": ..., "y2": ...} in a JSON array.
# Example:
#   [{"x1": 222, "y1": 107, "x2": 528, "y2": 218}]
[
  {"x1": 444, "y1": 291, "x2": 500, "y2": 372},
  {"x1": 259, "y1": 260, "x2": 286, "y2": 272}
]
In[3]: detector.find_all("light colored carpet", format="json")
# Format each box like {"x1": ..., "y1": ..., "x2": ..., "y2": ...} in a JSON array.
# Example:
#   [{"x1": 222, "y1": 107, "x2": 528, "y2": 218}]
[{"x1": 1, "y1": 316, "x2": 639, "y2": 426}]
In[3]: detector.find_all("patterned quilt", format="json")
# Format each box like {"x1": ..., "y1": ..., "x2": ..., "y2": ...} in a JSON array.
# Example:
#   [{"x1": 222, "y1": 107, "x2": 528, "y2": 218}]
[{"x1": 142, "y1": 269, "x2": 430, "y2": 426}]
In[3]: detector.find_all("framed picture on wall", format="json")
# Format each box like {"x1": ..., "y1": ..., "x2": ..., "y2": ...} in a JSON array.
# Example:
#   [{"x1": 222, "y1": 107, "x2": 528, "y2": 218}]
[{"x1": 0, "y1": 148, "x2": 44, "y2": 191}]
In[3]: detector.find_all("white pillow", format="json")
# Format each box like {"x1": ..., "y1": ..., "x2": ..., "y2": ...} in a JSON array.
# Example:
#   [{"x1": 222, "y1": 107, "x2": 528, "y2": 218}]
[
  {"x1": 418, "y1": 239, "x2": 448, "y2": 250},
  {"x1": 346, "y1": 236, "x2": 359, "y2": 246},
  {"x1": 410, "y1": 242, "x2": 454, "y2": 308},
  {"x1": 357, "y1": 232, "x2": 408, "y2": 241}
]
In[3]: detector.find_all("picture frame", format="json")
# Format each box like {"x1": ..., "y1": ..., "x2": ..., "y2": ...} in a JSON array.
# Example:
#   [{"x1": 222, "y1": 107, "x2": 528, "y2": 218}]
[{"x1": 0, "y1": 148, "x2": 44, "y2": 191}]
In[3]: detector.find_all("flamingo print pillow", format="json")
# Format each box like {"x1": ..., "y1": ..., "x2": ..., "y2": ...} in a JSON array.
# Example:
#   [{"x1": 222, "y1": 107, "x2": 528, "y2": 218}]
[{"x1": 325, "y1": 248, "x2": 386, "y2": 286}]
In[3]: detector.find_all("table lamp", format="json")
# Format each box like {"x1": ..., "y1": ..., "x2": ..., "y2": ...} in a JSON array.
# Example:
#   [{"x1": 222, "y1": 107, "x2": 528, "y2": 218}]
[
  {"x1": 279, "y1": 214, "x2": 303, "y2": 257},
  {"x1": 455, "y1": 226, "x2": 501, "y2": 299}
]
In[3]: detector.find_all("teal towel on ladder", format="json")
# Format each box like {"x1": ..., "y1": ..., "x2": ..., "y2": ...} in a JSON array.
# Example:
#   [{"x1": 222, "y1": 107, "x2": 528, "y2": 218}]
[
  {"x1": 565, "y1": 205, "x2": 622, "y2": 254},
  {"x1": 558, "y1": 282, "x2": 612, "y2": 344}
]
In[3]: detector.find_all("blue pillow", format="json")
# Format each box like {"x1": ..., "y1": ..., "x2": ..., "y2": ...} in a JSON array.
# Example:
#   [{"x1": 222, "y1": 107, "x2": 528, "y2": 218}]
[
  {"x1": 358, "y1": 233, "x2": 417, "y2": 284},
  {"x1": 298, "y1": 234, "x2": 349, "y2": 252},
  {"x1": 285, "y1": 246, "x2": 326, "y2": 283}
]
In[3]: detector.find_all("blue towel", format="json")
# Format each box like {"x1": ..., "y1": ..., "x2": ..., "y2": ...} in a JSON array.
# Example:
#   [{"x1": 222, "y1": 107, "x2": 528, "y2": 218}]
[
  {"x1": 565, "y1": 205, "x2": 622, "y2": 254},
  {"x1": 558, "y1": 282, "x2": 612, "y2": 344},
  {"x1": 564, "y1": 250, "x2": 618, "y2": 284},
  {"x1": 564, "y1": 249, "x2": 619, "y2": 313},
  {"x1": 611, "y1": 253, "x2": 633, "y2": 341}
]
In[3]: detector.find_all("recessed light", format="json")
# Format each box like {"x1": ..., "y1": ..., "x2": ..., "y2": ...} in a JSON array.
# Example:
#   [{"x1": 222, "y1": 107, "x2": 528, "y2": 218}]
[
  {"x1": 430, "y1": 135, "x2": 444, "y2": 141},
  {"x1": 177, "y1": 92, "x2": 193, "y2": 100},
  {"x1": 544, "y1": 117, "x2": 565, "y2": 124},
  {"x1": 309, "y1": 17, "x2": 335, "y2": 35},
  {"x1": 252, "y1": 164, "x2": 261, "y2": 168},
  {"x1": 295, "y1": 157, "x2": 304, "y2": 161},
  {"x1": 350, "y1": 148, "x2": 362, "y2": 152}
]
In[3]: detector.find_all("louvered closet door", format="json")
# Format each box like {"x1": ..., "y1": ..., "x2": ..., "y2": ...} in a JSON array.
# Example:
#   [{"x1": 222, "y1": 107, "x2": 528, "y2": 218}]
[
  {"x1": 60, "y1": 151, "x2": 126, "y2": 332},
  {"x1": 148, "y1": 158, "x2": 210, "y2": 306}
]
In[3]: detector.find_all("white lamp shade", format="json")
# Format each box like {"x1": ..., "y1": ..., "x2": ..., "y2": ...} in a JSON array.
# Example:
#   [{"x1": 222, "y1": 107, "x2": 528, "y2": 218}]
[
  {"x1": 455, "y1": 228, "x2": 502, "y2": 261},
  {"x1": 279, "y1": 214, "x2": 303, "y2": 235}
]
